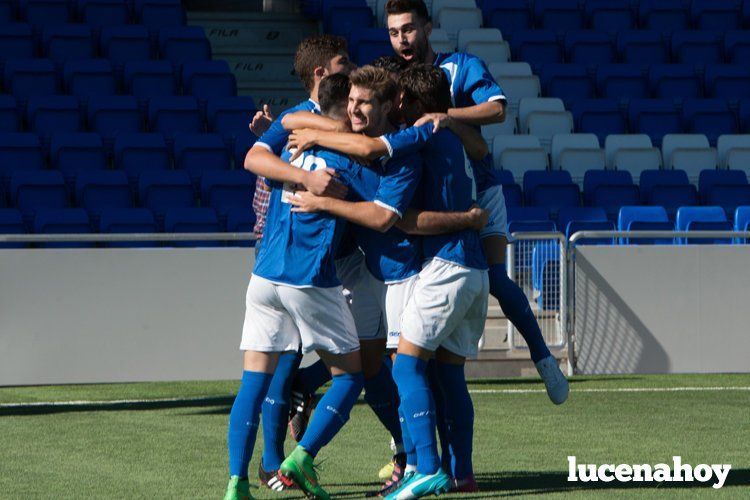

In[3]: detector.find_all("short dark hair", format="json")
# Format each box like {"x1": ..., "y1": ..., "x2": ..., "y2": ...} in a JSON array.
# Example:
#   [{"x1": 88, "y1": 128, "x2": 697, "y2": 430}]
[
  {"x1": 318, "y1": 73, "x2": 351, "y2": 115},
  {"x1": 398, "y1": 64, "x2": 451, "y2": 113},
  {"x1": 349, "y1": 66, "x2": 399, "y2": 104},
  {"x1": 370, "y1": 55, "x2": 410, "y2": 75},
  {"x1": 294, "y1": 34, "x2": 348, "y2": 91},
  {"x1": 385, "y1": 0, "x2": 430, "y2": 22}
]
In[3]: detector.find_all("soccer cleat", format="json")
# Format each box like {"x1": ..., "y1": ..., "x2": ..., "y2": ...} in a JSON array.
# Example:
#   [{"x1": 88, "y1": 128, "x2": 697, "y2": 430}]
[
  {"x1": 384, "y1": 470, "x2": 451, "y2": 500},
  {"x1": 280, "y1": 446, "x2": 330, "y2": 500},
  {"x1": 450, "y1": 475, "x2": 479, "y2": 493},
  {"x1": 535, "y1": 355, "x2": 569, "y2": 405},
  {"x1": 368, "y1": 453, "x2": 407, "y2": 497},
  {"x1": 289, "y1": 390, "x2": 314, "y2": 442},
  {"x1": 258, "y1": 462, "x2": 297, "y2": 492},
  {"x1": 223, "y1": 476, "x2": 254, "y2": 500},
  {"x1": 379, "y1": 438, "x2": 399, "y2": 479}
]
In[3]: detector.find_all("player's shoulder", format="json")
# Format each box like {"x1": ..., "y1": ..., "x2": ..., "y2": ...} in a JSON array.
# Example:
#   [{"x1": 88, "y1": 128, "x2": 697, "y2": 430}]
[
  {"x1": 278, "y1": 99, "x2": 318, "y2": 119},
  {"x1": 437, "y1": 51, "x2": 478, "y2": 66}
]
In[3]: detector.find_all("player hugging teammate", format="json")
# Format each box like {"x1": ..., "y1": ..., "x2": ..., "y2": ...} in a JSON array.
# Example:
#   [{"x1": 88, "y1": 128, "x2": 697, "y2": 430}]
[{"x1": 224, "y1": 1, "x2": 568, "y2": 499}]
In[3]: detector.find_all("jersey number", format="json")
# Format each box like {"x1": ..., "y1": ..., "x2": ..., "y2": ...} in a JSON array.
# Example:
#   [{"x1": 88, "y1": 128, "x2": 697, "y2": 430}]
[{"x1": 282, "y1": 151, "x2": 329, "y2": 204}]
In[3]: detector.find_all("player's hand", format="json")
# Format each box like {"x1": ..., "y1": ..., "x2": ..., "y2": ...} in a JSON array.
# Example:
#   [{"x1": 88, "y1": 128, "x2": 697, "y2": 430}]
[
  {"x1": 288, "y1": 129, "x2": 318, "y2": 161},
  {"x1": 303, "y1": 168, "x2": 348, "y2": 199},
  {"x1": 414, "y1": 113, "x2": 450, "y2": 133},
  {"x1": 468, "y1": 204, "x2": 489, "y2": 230},
  {"x1": 249, "y1": 104, "x2": 274, "y2": 137},
  {"x1": 289, "y1": 190, "x2": 326, "y2": 213}
]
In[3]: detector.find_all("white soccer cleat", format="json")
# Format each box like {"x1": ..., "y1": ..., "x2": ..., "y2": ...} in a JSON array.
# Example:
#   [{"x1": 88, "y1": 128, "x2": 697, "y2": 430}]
[{"x1": 535, "y1": 355, "x2": 569, "y2": 405}]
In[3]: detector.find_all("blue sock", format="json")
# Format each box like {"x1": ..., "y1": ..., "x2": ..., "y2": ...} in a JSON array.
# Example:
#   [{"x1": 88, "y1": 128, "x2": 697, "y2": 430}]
[
  {"x1": 398, "y1": 406, "x2": 417, "y2": 466},
  {"x1": 261, "y1": 351, "x2": 301, "y2": 471},
  {"x1": 392, "y1": 354, "x2": 440, "y2": 475},
  {"x1": 489, "y1": 263, "x2": 551, "y2": 363},
  {"x1": 294, "y1": 359, "x2": 332, "y2": 396},
  {"x1": 227, "y1": 370, "x2": 273, "y2": 478},
  {"x1": 299, "y1": 372, "x2": 364, "y2": 457},
  {"x1": 436, "y1": 362, "x2": 474, "y2": 480},
  {"x1": 364, "y1": 363, "x2": 403, "y2": 447},
  {"x1": 427, "y1": 359, "x2": 451, "y2": 473}
]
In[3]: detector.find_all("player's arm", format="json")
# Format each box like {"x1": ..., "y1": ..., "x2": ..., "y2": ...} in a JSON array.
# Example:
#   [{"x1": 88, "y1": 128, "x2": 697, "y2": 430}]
[
  {"x1": 414, "y1": 113, "x2": 488, "y2": 161},
  {"x1": 291, "y1": 194, "x2": 399, "y2": 233},
  {"x1": 396, "y1": 205, "x2": 488, "y2": 235},
  {"x1": 447, "y1": 55, "x2": 507, "y2": 126},
  {"x1": 287, "y1": 129, "x2": 387, "y2": 162},
  {"x1": 447, "y1": 100, "x2": 506, "y2": 126},
  {"x1": 281, "y1": 111, "x2": 350, "y2": 133}
]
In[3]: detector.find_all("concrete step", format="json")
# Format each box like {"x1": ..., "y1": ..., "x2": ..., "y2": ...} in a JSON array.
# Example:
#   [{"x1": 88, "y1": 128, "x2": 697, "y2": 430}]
[{"x1": 466, "y1": 348, "x2": 569, "y2": 379}]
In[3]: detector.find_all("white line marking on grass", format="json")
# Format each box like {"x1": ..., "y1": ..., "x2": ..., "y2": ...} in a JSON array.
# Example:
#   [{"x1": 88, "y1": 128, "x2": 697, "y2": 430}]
[{"x1": 1, "y1": 387, "x2": 749, "y2": 408}]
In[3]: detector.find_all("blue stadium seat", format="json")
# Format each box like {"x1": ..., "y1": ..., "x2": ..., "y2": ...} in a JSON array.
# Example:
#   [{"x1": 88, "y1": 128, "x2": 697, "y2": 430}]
[
  {"x1": 616, "y1": 31, "x2": 668, "y2": 65},
  {"x1": 63, "y1": 60, "x2": 117, "y2": 102},
  {"x1": 724, "y1": 31, "x2": 750, "y2": 66},
  {"x1": 539, "y1": 64, "x2": 594, "y2": 105},
  {"x1": 617, "y1": 205, "x2": 673, "y2": 244},
  {"x1": 200, "y1": 170, "x2": 255, "y2": 220},
  {"x1": 325, "y1": 5, "x2": 372, "y2": 37},
  {"x1": 114, "y1": 133, "x2": 170, "y2": 185},
  {"x1": 740, "y1": 99, "x2": 750, "y2": 132},
  {"x1": 670, "y1": 31, "x2": 723, "y2": 67},
  {"x1": 531, "y1": 241, "x2": 560, "y2": 310},
  {"x1": 147, "y1": 96, "x2": 201, "y2": 142},
  {"x1": 42, "y1": 24, "x2": 94, "y2": 68},
  {"x1": 594, "y1": 184, "x2": 640, "y2": 220},
  {"x1": 26, "y1": 95, "x2": 82, "y2": 141},
  {"x1": 79, "y1": 0, "x2": 130, "y2": 29},
  {"x1": 0, "y1": 208, "x2": 27, "y2": 248},
  {"x1": 557, "y1": 206, "x2": 607, "y2": 234},
  {"x1": 510, "y1": 31, "x2": 563, "y2": 69},
  {"x1": 501, "y1": 183, "x2": 523, "y2": 208},
  {"x1": 224, "y1": 206, "x2": 256, "y2": 247},
  {"x1": 75, "y1": 170, "x2": 132, "y2": 219},
  {"x1": 10, "y1": 170, "x2": 67, "y2": 218},
  {"x1": 233, "y1": 131, "x2": 257, "y2": 170},
  {"x1": 158, "y1": 26, "x2": 210, "y2": 67},
  {"x1": 0, "y1": 25, "x2": 36, "y2": 70},
  {"x1": 675, "y1": 206, "x2": 732, "y2": 244},
  {"x1": 99, "y1": 26, "x2": 152, "y2": 73},
  {"x1": 134, "y1": 0, "x2": 185, "y2": 31},
  {"x1": 638, "y1": 0, "x2": 689, "y2": 31},
  {"x1": 648, "y1": 64, "x2": 701, "y2": 101},
  {"x1": 0, "y1": 95, "x2": 20, "y2": 132},
  {"x1": 181, "y1": 60, "x2": 237, "y2": 106},
  {"x1": 206, "y1": 97, "x2": 257, "y2": 144},
  {"x1": 19, "y1": 0, "x2": 73, "y2": 28},
  {"x1": 639, "y1": 168, "x2": 690, "y2": 201},
  {"x1": 0, "y1": 133, "x2": 44, "y2": 193},
  {"x1": 704, "y1": 65, "x2": 750, "y2": 102},
  {"x1": 707, "y1": 185, "x2": 750, "y2": 220},
  {"x1": 650, "y1": 185, "x2": 698, "y2": 221},
  {"x1": 596, "y1": 64, "x2": 648, "y2": 102},
  {"x1": 508, "y1": 206, "x2": 551, "y2": 224},
  {"x1": 507, "y1": 219, "x2": 557, "y2": 234},
  {"x1": 33, "y1": 208, "x2": 92, "y2": 247},
  {"x1": 698, "y1": 169, "x2": 748, "y2": 201},
  {"x1": 49, "y1": 132, "x2": 106, "y2": 184},
  {"x1": 682, "y1": 99, "x2": 738, "y2": 146},
  {"x1": 585, "y1": 0, "x2": 635, "y2": 32},
  {"x1": 3, "y1": 59, "x2": 58, "y2": 105},
  {"x1": 99, "y1": 207, "x2": 158, "y2": 248},
  {"x1": 349, "y1": 28, "x2": 390, "y2": 66},
  {"x1": 138, "y1": 170, "x2": 193, "y2": 219},
  {"x1": 690, "y1": 0, "x2": 740, "y2": 31},
  {"x1": 735, "y1": 206, "x2": 750, "y2": 231},
  {"x1": 523, "y1": 169, "x2": 573, "y2": 204},
  {"x1": 173, "y1": 133, "x2": 230, "y2": 184},
  {"x1": 534, "y1": 0, "x2": 583, "y2": 32},
  {"x1": 163, "y1": 207, "x2": 222, "y2": 247},
  {"x1": 87, "y1": 95, "x2": 142, "y2": 146},
  {"x1": 123, "y1": 60, "x2": 177, "y2": 106},
  {"x1": 563, "y1": 31, "x2": 615, "y2": 66},
  {"x1": 570, "y1": 99, "x2": 626, "y2": 145},
  {"x1": 531, "y1": 184, "x2": 580, "y2": 216},
  {"x1": 583, "y1": 169, "x2": 634, "y2": 205},
  {"x1": 484, "y1": 0, "x2": 532, "y2": 39},
  {"x1": 628, "y1": 99, "x2": 682, "y2": 147},
  {"x1": 0, "y1": 0, "x2": 14, "y2": 23}
]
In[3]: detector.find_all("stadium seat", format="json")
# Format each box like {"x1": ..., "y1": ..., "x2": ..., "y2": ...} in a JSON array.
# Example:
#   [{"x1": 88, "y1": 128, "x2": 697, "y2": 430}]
[
  {"x1": 134, "y1": 0, "x2": 185, "y2": 31},
  {"x1": 0, "y1": 208, "x2": 27, "y2": 248},
  {"x1": 628, "y1": 99, "x2": 682, "y2": 147},
  {"x1": 704, "y1": 65, "x2": 750, "y2": 102},
  {"x1": 735, "y1": 206, "x2": 750, "y2": 232},
  {"x1": 79, "y1": 0, "x2": 131, "y2": 29},
  {"x1": 0, "y1": 133, "x2": 44, "y2": 192},
  {"x1": 617, "y1": 205, "x2": 673, "y2": 244},
  {"x1": 99, "y1": 26, "x2": 152, "y2": 73},
  {"x1": 528, "y1": 181, "x2": 580, "y2": 217},
  {"x1": 457, "y1": 28, "x2": 503, "y2": 52},
  {"x1": 42, "y1": 24, "x2": 94, "y2": 68},
  {"x1": 744, "y1": 0, "x2": 750, "y2": 30},
  {"x1": 182, "y1": 60, "x2": 237, "y2": 106},
  {"x1": 200, "y1": 170, "x2": 255, "y2": 220},
  {"x1": 507, "y1": 206, "x2": 551, "y2": 224},
  {"x1": 224, "y1": 206, "x2": 256, "y2": 246},
  {"x1": 19, "y1": 0, "x2": 73, "y2": 28},
  {"x1": 99, "y1": 207, "x2": 158, "y2": 248},
  {"x1": 534, "y1": 0, "x2": 583, "y2": 32},
  {"x1": 604, "y1": 134, "x2": 661, "y2": 178},
  {"x1": 147, "y1": 96, "x2": 202, "y2": 142},
  {"x1": 0, "y1": 0, "x2": 12, "y2": 23},
  {"x1": 583, "y1": 169, "x2": 634, "y2": 206},
  {"x1": 531, "y1": 241, "x2": 560, "y2": 310},
  {"x1": 675, "y1": 206, "x2": 732, "y2": 244},
  {"x1": 163, "y1": 207, "x2": 222, "y2": 247},
  {"x1": 114, "y1": 133, "x2": 170, "y2": 185},
  {"x1": 233, "y1": 132, "x2": 257, "y2": 170},
  {"x1": 586, "y1": 0, "x2": 636, "y2": 32},
  {"x1": 481, "y1": 109, "x2": 518, "y2": 140},
  {"x1": 510, "y1": 31, "x2": 563, "y2": 69},
  {"x1": 173, "y1": 133, "x2": 230, "y2": 185},
  {"x1": 33, "y1": 208, "x2": 92, "y2": 247},
  {"x1": 428, "y1": 28, "x2": 453, "y2": 52},
  {"x1": 639, "y1": 169, "x2": 691, "y2": 201},
  {"x1": 724, "y1": 31, "x2": 750, "y2": 66},
  {"x1": 550, "y1": 133, "x2": 605, "y2": 182},
  {"x1": 431, "y1": 0, "x2": 476, "y2": 21},
  {"x1": 570, "y1": 99, "x2": 626, "y2": 145},
  {"x1": 348, "y1": 28, "x2": 390, "y2": 66},
  {"x1": 10, "y1": 170, "x2": 67, "y2": 218},
  {"x1": 463, "y1": 41, "x2": 511, "y2": 65},
  {"x1": 539, "y1": 64, "x2": 594, "y2": 106},
  {"x1": 564, "y1": 31, "x2": 616, "y2": 67},
  {"x1": 489, "y1": 62, "x2": 532, "y2": 80},
  {"x1": 518, "y1": 97, "x2": 566, "y2": 132},
  {"x1": 682, "y1": 99, "x2": 738, "y2": 146},
  {"x1": 594, "y1": 184, "x2": 640, "y2": 221},
  {"x1": 0, "y1": 95, "x2": 20, "y2": 133},
  {"x1": 698, "y1": 169, "x2": 748, "y2": 202},
  {"x1": 616, "y1": 31, "x2": 668, "y2": 65},
  {"x1": 49, "y1": 132, "x2": 106, "y2": 184},
  {"x1": 566, "y1": 220, "x2": 616, "y2": 244},
  {"x1": 63, "y1": 60, "x2": 117, "y2": 102},
  {"x1": 717, "y1": 135, "x2": 750, "y2": 171},
  {"x1": 496, "y1": 75, "x2": 540, "y2": 113},
  {"x1": 670, "y1": 31, "x2": 723, "y2": 68},
  {"x1": 484, "y1": 0, "x2": 532, "y2": 40},
  {"x1": 138, "y1": 170, "x2": 194, "y2": 219},
  {"x1": 123, "y1": 60, "x2": 177, "y2": 106},
  {"x1": 690, "y1": 0, "x2": 740, "y2": 31},
  {"x1": 661, "y1": 134, "x2": 718, "y2": 181},
  {"x1": 706, "y1": 185, "x2": 750, "y2": 220},
  {"x1": 648, "y1": 64, "x2": 701, "y2": 101},
  {"x1": 523, "y1": 169, "x2": 574, "y2": 203},
  {"x1": 206, "y1": 97, "x2": 257, "y2": 144},
  {"x1": 638, "y1": 0, "x2": 689, "y2": 31},
  {"x1": 437, "y1": 8, "x2": 482, "y2": 42},
  {"x1": 0, "y1": 25, "x2": 36, "y2": 70},
  {"x1": 740, "y1": 99, "x2": 750, "y2": 132},
  {"x1": 492, "y1": 135, "x2": 548, "y2": 182},
  {"x1": 325, "y1": 5, "x2": 372, "y2": 37},
  {"x1": 557, "y1": 206, "x2": 607, "y2": 235},
  {"x1": 596, "y1": 64, "x2": 648, "y2": 102},
  {"x1": 527, "y1": 113, "x2": 574, "y2": 152},
  {"x1": 87, "y1": 95, "x2": 142, "y2": 146},
  {"x1": 3, "y1": 59, "x2": 58, "y2": 106},
  {"x1": 26, "y1": 95, "x2": 82, "y2": 141},
  {"x1": 158, "y1": 26, "x2": 211, "y2": 67},
  {"x1": 500, "y1": 183, "x2": 523, "y2": 208},
  {"x1": 75, "y1": 170, "x2": 132, "y2": 220}
]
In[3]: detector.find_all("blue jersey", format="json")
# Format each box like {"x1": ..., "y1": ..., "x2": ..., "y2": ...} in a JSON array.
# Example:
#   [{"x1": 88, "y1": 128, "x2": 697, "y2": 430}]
[
  {"x1": 253, "y1": 147, "x2": 420, "y2": 287},
  {"x1": 382, "y1": 127, "x2": 487, "y2": 270},
  {"x1": 255, "y1": 99, "x2": 319, "y2": 155},
  {"x1": 434, "y1": 52, "x2": 506, "y2": 194}
]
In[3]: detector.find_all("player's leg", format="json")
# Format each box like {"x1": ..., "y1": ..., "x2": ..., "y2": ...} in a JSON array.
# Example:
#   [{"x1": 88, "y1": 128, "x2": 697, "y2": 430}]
[{"x1": 426, "y1": 358, "x2": 452, "y2": 473}]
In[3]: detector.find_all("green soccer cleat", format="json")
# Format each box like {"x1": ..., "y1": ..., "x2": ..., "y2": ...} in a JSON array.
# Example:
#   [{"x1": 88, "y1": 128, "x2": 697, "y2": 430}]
[
  {"x1": 280, "y1": 446, "x2": 330, "y2": 500},
  {"x1": 383, "y1": 470, "x2": 451, "y2": 500},
  {"x1": 223, "y1": 476, "x2": 254, "y2": 500}
]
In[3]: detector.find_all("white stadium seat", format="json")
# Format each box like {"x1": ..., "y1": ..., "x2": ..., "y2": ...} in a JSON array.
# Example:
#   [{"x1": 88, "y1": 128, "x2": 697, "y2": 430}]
[
  {"x1": 464, "y1": 41, "x2": 510, "y2": 64},
  {"x1": 661, "y1": 134, "x2": 718, "y2": 181},
  {"x1": 551, "y1": 133, "x2": 605, "y2": 183},
  {"x1": 489, "y1": 62, "x2": 532, "y2": 80},
  {"x1": 437, "y1": 8, "x2": 482, "y2": 42},
  {"x1": 717, "y1": 134, "x2": 750, "y2": 172},
  {"x1": 492, "y1": 134, "x2": 549, "y2": 182},
  {"x1": 605, "y1": 134, "x2": 662, "y2": 178},
  {"x1": 518, "y1": 97, "x2": 566, "y2": 132},
  {"x1": 527, "y1": 113, "x2": 574, "y2": 152},
  {"x1": 429, "y1": 28, "x2": 450, "y2": 43},
  {"x1": 481, "y1": 110, "x2": 518, "y2": 141},
  {"x1": 431, "y1": 0, "x2": 475, "y2": 20},
  {"x1": 432, "y1": 40, "x2": 457, "y2": 53},
  {"x1": 457, "y1": 28, "x2": 503, "y2": 52},
  {"x1": 497, "y1": 75, "x2": 540, "y2": 114}
]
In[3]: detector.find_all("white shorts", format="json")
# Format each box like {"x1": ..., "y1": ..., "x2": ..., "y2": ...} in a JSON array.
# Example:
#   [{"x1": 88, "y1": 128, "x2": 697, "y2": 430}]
[
  {"x1": 240, "y1": 275, "x2": 360, "y2": 355},
  {"x1": 400, "y1": 259, "x2": 489, "y2": 358},
  {"x1": 350, "y1": 267, "x2": 418, "y2": 349},
  {"x1": 335, "y1": 249, "x2": 364, "y2": 308},
  {"x1": 478, "y1": 184, "x2": 510, "y2": 241}
]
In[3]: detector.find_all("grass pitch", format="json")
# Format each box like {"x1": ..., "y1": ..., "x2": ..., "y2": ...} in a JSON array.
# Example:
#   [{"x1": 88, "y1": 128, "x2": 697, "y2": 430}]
[{"x1": 1, "y1": 374, "x2": 749, "y2": 499}]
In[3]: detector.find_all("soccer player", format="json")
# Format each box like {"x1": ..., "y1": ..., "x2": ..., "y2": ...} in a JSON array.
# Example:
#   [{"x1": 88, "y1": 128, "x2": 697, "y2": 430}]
[{"x1": 384, "y1": 0, "x2": 569, "y2": 405}]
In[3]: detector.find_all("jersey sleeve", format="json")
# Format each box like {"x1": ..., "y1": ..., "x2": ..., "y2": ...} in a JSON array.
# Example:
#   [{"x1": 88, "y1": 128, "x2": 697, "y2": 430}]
[
  {"x1": 462, "y1": 54, "x2": 507, "y2": 105},
  {"x1": 373, "y1": 153, "x2": 423, "y2": 218},
  {"x1": 254, "y1": 113, "x2": 291, "y2": 156},
  {"x1": 378, "y1": 124, "x2": 434, "y2": 159}
]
